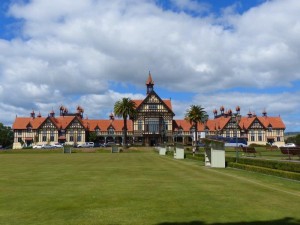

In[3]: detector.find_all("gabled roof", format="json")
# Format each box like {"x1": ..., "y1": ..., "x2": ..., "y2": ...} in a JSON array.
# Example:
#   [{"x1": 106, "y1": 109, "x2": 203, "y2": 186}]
[
  {"x1": 206, "y1": 117, "x2": 231, "y2": 131},
  {"x1": 239, "y1": 117, "x2": 256, "y2": 130},
  {"x1": 257, "y1": 116, "x2": 285, "y2": 129},
  {"x1": 212, "y1": 116, "x2": 286, "y2": 131},
  {"x1": 12, "y1": 117, "x2": 47, "y2": 129},
  {"x1": 173, "y1": 120, "x2": 205, "y2": 131},
  {"x1": 12, "y1": 116, "x2": 84, "y2": 130},
  {"x1": 133, "y1": 99, "x2": 172, "y2": 111},
  {"x1": 48, "y1": 116, "x2": 80, "y2": 129},
  {"x1": 134, "y1": 91, "x2": 174, "y2": 115}
]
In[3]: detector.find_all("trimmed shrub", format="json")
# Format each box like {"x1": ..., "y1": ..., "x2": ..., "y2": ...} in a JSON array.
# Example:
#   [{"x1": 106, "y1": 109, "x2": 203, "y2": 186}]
[
  {"x1": 226, "y1": 157, "x2": 300, "y2": 173},
  {"x1": 185, "y1": 153, "x2": 205, "y2": 161},
  {"x1": 228, "y1": 162, "x2": 300, "y2": 181}
]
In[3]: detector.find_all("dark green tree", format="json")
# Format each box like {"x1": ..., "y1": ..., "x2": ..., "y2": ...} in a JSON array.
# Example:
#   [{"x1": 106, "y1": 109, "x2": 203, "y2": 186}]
[
  {"x1": 286, "y1": 134, "x2": 300, "y2": 146},
  {"x1": 185, "y1": 105, "x2": 208, "y2": 150},
  {"x1": 114, "y1": 98, "x2": 136, "y2": 147},
  {"x1": 0, "y1": 123, "x2": 14, "y2": 148},
  {"x1": 88, "y1": 131, "x2": 98, "y2": 143}
]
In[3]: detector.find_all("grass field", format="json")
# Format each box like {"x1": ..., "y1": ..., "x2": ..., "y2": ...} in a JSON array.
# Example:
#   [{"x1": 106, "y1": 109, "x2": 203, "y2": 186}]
[{"x1": 0, "y1": 151, "x2": 299, "y2": 225}]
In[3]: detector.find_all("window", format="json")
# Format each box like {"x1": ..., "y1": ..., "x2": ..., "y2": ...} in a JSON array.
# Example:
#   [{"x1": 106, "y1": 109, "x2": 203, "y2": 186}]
[
  {"x1": 233, "y1": 130, "x2": 237, "y2": 137},
  {"x1": 77, "y1": 135, "x2": 81, "y2": 142},
  {"x1": 258, "y1": 131, "x2": 262, "y2": 141},
  {"x1": 42, "y1": 130, "x2": 47, "y2": 142},
  {"x1": 27, "y1": 127, "x2": 32, "y2": 133},
  {"x1": 148, "y1": 104, "x2": 158, "y2": 110},
  {"x1": 276, "y1": 130, "x2": 280, "y2": 135},
  {"x1": 268, "y1": 126, "x2": 272, "y2": 132},
  {"x1": 178, "y1": 128, "x2": 183, "y2": 135},
  {"x1": 138, "y1": 120, "x2": 142, "y2": 131},
  {"x1": 277, "y1": 136, "x2": 281, "y2": 142},
  {"x1": 108, "y1": 127, "x2": 114, "y2": 135},
  {"x1": 50, "y1": 131, "x2": 54, "y2": 142},
  {"x1": 226, "y1": 130, "x2": 230, "y2": 138},
  {"x1": 145, "y1": 118, "x2": 159, "y2": 133},
  {"x1": 18, "y1": 137, "x2": 22, "y2": 142},
  {"x1": 18, "y1": 130, "x2": 22, "y2": 135},
  {"x1": 250, "y1": 130, "x2": 255, "y2": 141},
  {"x1": 164, "y1": 123, "x2": 168, "y2": 131},
  {"x1": 69, "y1": 130, "x2": 74, "y2": 142}
]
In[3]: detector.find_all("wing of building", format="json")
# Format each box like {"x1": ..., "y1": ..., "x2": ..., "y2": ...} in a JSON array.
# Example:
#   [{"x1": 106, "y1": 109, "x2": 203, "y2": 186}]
[{"x1": 12, "y1": 73, "x2": 286, "y2": 149}]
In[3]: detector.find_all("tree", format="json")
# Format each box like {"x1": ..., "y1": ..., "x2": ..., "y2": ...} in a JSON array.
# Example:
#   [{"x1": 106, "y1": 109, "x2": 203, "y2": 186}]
[
  {"x1": 88, "y1": 131, "x2": 98, "y2": 143},
  {"x1": 184, "y1": 105, "x2": 208, "y2": 150},
  {"x1": 0, "y1": 123, "x2": 14, "y2": 148},
  {"x1": 114, "y1": 98, "x2": 137, "y2": 147},
  {"x1": 286, "y1": 134, "x2": 300, "y2": 146}
]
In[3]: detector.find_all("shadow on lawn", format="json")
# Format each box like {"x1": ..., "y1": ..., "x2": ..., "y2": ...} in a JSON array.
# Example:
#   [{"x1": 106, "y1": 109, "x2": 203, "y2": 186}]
[{"x1": 157, "y1": 217, "x2": 300, "y2": 225}]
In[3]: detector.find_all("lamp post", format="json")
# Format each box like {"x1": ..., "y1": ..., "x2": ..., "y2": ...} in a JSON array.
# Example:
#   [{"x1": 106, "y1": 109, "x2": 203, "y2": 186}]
[{"x1": 232, "y1": 114, "x2": 241, "y2": 162}]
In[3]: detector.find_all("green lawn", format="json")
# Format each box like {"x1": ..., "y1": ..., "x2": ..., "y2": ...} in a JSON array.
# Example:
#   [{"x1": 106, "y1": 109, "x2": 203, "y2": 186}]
[{"x1": 0, "y1": 151, "x2": 299, "y2": 225}]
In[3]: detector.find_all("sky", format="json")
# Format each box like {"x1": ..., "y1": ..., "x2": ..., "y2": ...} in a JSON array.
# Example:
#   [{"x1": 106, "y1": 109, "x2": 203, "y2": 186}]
[{"x1": 0, "y1": 0, "x2": 300, "y2": 132}]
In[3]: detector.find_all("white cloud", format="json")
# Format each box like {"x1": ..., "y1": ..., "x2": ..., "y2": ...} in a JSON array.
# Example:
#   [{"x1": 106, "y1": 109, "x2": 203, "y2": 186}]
[{"x1": 0, "y1": 0, "x2": 299, "y2": 131}]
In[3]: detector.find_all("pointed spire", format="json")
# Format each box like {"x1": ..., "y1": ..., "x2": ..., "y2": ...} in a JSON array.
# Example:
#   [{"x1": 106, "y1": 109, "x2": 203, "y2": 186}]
[
  {"x1": 146, "y1": 71, "x2": 154, "y2": 85},
  {"x1": 146, "y1": 71, "x2": 154, "y2": 94}
]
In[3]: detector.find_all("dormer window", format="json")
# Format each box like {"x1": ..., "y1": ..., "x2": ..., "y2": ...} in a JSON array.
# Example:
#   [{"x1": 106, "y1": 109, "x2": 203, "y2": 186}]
[
  {"x1": 95, "y1": 127, "x2": 100, "y2": 135},
  {"x1": 268, "y1": 125, "x2": 272, "y2": 132},
  {"x1": 108, "y1": 127, "x2": 114, "y2": 135},
  {"x1": 178, "y1": 128, "x2": 183, "y2": 135},
  {"x1": 27, "y1": 126, "x2": 32, "y2": 133}
]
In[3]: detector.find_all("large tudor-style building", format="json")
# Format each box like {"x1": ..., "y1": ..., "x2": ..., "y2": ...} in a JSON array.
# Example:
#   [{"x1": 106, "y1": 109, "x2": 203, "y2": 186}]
[{"x1": 12, "y1": 73, "x2": 286, "y2": 149}]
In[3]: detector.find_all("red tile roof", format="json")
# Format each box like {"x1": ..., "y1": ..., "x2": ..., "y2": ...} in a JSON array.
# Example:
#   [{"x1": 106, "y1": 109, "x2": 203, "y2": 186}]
[
  {"x1": 173, "y1": 120, "x2": 205, "y2": 131},
  {"x1": 82, "y1": 119, "x2": 133, "y2": 131},
  {"x1": 133, "y1": 99, "x2": 172, "y2": 110},
  {"x1": 50, "y1": 116, "x2": 78, "y2": 129},
  {"x1": 13, "y1": 114, "x2": 285, "y2": 132},
  {"x1": 257, "y1": 116, "x2": 286, "y2": 129},
  {"x1": 13, "y1": 116, "x2": 81, "y2": 130},
  {"x1": 12, "y1": 117, "x2": 46, "y2": 129},
  {"x1": 174, "y1": 115, "x2": 285, "y2": 132}
]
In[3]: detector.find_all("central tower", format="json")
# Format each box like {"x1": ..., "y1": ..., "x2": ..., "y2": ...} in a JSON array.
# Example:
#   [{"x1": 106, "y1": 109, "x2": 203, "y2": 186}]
[{"x1": 146, "y1": 71, "x2": 154, "y2": 94}]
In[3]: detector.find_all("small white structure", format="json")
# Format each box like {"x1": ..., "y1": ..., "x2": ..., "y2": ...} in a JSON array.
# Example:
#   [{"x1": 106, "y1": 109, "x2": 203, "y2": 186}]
[
  {"x1": 174, "y1": 147, "x2": 184, "y2": 159},
  {"x1": 203, "y1": 139, "x2": 225, "y2": 168},
  {"x1": 159, "y1": 147, "x2": 166, "y2": 155}
]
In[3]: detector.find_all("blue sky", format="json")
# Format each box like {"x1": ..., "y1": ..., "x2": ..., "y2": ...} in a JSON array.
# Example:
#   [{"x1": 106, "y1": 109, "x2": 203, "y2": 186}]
[{"x1": 0, "y1": 0, "x2": 300, "y2": 132}]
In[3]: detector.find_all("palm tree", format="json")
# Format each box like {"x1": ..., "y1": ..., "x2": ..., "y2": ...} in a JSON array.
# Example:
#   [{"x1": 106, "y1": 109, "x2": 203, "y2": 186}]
[
  {"x1": 185, "y1": 105, "x2": 208, "y2": 150},
  {"x1": 114, "y1": 98, "x2": 137, "y2": 147}
]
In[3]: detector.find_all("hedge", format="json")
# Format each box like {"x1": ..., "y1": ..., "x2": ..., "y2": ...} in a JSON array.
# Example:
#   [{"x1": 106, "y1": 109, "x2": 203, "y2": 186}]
[
  {"x1": 226, "y1": 156, "x2": 300, "y2": 173},
  {"x1": 184, "y1": 153, "x2": 300, "y2": 180},
  {"x1": 228, "y1": 162, "x2": 300, "y2": 181}
]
